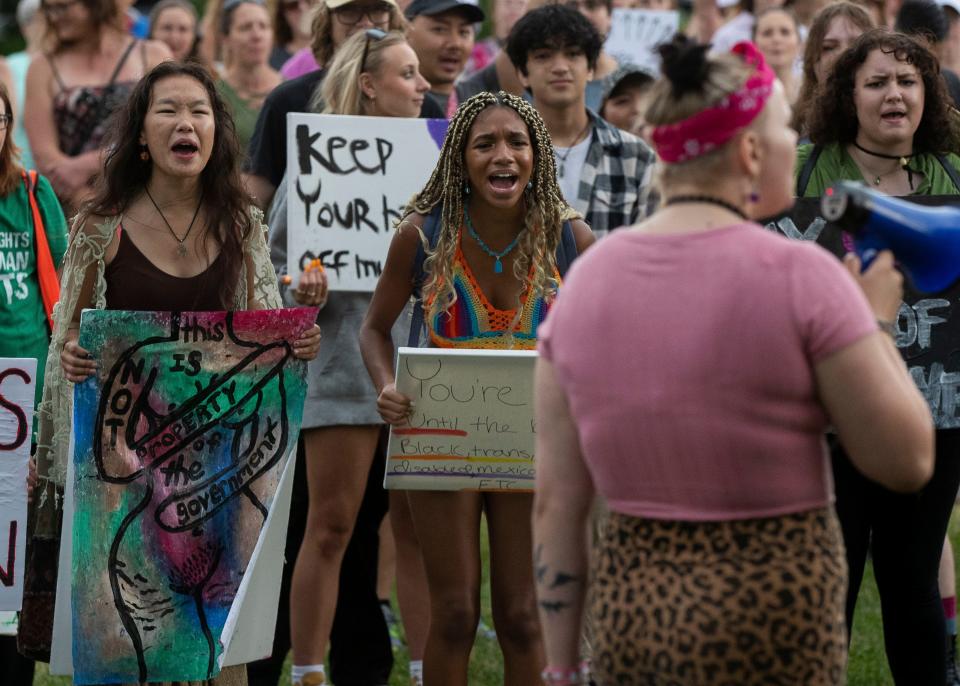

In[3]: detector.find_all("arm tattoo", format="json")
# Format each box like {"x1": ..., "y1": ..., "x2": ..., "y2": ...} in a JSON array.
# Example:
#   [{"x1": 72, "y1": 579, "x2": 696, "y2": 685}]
[
  {"x1": 534, "y1": 544, "x2": 548, "y2": 584},
  {"x1": 538, "y1": 599, "x2": 572, "y2": 614},
  {"x1": 534, "y1": 544, "x2": 583, "y2": 614},
  {"x1": 549, "y1": 571, "x2": 581, "y2": 589}
]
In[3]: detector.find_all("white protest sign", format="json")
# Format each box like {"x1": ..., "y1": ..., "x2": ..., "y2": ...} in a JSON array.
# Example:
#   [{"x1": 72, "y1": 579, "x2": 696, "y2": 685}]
[
  {"x1": 385, "y1": 348, "x2": 537, "y2": 491},
  {"x1": 0, "y1": 358, "x2": 36, "y2": 611},
  {"x1": 605, "y1": 9, "x2": 679, "y2": 76},
  {"x1": 286, "y1": 113, "x2": 449, "y2": 292}
]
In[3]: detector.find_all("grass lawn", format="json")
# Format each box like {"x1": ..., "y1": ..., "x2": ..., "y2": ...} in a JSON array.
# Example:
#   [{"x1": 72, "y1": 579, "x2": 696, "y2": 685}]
[{"x1": 34, "y1": 509, "x2": 960, "y2": 686}]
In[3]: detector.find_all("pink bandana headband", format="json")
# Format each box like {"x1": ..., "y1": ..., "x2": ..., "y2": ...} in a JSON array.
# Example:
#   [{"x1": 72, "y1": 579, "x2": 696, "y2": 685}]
[{"x1": 651, "y1": 41, "x2": 775, "y2": 164}]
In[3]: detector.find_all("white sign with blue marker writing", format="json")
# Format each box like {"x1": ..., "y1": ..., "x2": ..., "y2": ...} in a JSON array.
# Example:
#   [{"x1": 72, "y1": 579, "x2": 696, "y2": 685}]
[
  {"x1": 286, "y1": 113, "x2": 449, "y2": 292},
  {"x1": 386, "y1": 348, "x2": 537, "y2": 491}
]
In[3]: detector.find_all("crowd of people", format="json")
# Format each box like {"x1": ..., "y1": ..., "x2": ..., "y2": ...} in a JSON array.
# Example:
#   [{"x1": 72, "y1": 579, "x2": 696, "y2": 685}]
[{"x1": 1, "y1": 0, "x2": 960, "y2": 684}]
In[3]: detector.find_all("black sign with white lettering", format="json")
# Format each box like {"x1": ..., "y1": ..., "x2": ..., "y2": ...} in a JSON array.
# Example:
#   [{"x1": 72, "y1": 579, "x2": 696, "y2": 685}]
[{"x1": 765, "y1": 197, "x2": 960, "y2": 428}]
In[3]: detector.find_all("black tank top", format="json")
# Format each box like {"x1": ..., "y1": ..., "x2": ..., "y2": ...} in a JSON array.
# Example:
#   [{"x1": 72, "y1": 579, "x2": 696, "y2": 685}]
[{"x1": 105, "y1": 226, "x2": 228, "y2": 311}]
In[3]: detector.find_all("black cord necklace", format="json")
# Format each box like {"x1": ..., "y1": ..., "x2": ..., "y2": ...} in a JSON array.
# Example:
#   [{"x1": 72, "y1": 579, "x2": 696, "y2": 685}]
[
  {"x1": 553, "y1": 120, "x2": 592, "y2": 179},
  {"x1": 145, "y1": 186, "x2": 204, "y2": 258},
  {"x1": 665, "y1": 195, "x2": 749, "y2": 221},
  {"x1": 851, "y1": 140, "x2": 916, "y2": 190}
]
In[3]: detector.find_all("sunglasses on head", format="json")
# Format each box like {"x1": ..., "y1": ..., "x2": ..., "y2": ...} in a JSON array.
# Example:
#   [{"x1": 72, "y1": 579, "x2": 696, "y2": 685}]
[{"x1": 360, "y1": 28, "x2": 388, "y2": 71}]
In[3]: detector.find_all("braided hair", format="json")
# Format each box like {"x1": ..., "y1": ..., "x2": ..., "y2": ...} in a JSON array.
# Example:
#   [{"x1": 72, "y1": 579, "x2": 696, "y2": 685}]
[{"x1": 406, "y1": 91, "x2": 576, "y2": 328}]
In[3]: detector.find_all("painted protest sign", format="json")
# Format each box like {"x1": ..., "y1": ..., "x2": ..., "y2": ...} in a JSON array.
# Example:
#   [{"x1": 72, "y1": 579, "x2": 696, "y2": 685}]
[
  {"x1": 59, "y1": 308, "x2": 313, "y2": 685},
  {"x1": 767, "y1": 197, "x2": 960, "y2": 428},
  {"x1": 605, "y1": 9, "x2": 679, "y2": 76},
  {"x1": 0, "y1": 358, "x2": 36, "y2": 611},
  {"x1": 286, "y1": 113, "x2": 449, "y2": 292},
  {"x1": 385, "y1": 348, "x2": 537, "y2": 491}
]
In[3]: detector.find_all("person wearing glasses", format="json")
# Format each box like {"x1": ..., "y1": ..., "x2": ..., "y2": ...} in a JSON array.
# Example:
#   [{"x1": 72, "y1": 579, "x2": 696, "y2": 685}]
[
  {"x1": 0, "y1": 82, "x2": 66, "y2": 447},
  {"x1": 271, "y1": 0, "x2": 319, "y2": 70},
  {"x1": 268, "y1": 31, "x2": 432, "y2": 686},
  {"x1": 216, "y1": 0, "x2": 281, "y2": 151},
  {"x1": 243, "y1": 0, "x2": 414, "y2": 210},
  {"x1": 23, "y1": 0, "x2": 170, "y2": 213},
  {"x1": 281, "y1": 0, "x2": 403, "y2": 79},
  {"x1": 0, "y1": 80, "x2": 66, "y2": 686}
]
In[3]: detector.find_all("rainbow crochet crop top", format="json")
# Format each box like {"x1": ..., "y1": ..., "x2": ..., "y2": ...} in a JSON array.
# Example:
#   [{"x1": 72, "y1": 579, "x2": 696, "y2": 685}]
[{"x1": 425, "y1": 239, "x2": 558, "y2": 350}]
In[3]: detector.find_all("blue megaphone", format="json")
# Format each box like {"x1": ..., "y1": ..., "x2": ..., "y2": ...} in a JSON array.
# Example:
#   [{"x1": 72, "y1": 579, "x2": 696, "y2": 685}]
[{"x1": 821, "y1": 181, "x2": 960, "y2": 294}]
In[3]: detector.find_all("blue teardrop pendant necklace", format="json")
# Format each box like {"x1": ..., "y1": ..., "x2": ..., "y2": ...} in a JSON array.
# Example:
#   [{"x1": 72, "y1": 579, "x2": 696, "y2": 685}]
[{"x1": 464, "y1": 210, "x2": 523, "y2": 274}]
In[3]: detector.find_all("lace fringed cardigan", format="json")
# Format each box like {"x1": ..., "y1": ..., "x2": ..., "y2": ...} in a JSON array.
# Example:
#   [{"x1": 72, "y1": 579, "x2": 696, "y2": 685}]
[{"x1": 31, "y1": 206, "x2": 282, "y2": 538}]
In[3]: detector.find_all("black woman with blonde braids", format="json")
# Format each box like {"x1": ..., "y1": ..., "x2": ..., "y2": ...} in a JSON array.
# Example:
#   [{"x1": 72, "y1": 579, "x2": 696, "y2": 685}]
[{"x1": 360, "y1": 91, "x2": 594, "y2": 685}]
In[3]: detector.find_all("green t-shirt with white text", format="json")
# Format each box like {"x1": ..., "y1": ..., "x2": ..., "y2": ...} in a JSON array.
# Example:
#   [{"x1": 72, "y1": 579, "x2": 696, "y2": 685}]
[{"x1": 0, "y1": 174, "x2": 67, "y2": 430}]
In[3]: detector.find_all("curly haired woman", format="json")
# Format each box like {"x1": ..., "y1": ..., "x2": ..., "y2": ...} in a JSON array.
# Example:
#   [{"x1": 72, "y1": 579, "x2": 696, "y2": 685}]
[{"x1": 796, "y1": 29, "x2": 960, "y2": 684}]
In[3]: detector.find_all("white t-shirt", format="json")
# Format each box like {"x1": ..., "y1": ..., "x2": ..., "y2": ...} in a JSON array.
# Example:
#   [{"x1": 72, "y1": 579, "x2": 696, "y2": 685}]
[{"x1": 554, "y1": 132, "x2": 593, "y2": 210}]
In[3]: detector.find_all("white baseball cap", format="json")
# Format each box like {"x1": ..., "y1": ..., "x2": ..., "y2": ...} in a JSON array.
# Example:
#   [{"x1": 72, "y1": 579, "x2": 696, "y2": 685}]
[{"x1": 940, "y1": 0, "x2": 960, "y2": 14}]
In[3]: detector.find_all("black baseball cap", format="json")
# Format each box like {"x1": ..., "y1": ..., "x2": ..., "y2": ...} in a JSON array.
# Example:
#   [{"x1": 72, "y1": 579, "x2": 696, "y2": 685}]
[{"x1": 405, "y1": 0, "x2": 485, "y2": 23}]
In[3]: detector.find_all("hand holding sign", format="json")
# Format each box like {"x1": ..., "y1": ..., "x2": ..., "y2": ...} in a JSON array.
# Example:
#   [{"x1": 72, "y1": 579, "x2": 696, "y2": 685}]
[
  {"x1": 377, "y1": 381, "x2": 413, "y2": 426},
  {"x1": 61, "y1": 328, "x2": 97, "y2": 382},
  {"x1": 287, "y1": 259, "x2": 329, "y2": 308}
]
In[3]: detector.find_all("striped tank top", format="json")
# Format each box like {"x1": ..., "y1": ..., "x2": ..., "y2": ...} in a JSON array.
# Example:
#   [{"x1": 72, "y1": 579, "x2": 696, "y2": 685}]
[{"x1": 425, "y1": 237, "x2": 558, "y2": 350}]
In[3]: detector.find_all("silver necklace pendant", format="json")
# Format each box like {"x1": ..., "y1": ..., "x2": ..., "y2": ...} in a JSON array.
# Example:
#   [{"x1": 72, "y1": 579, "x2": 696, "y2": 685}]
[{"x1": 177, "y1": 241, "x2": 188, "y2": 257}]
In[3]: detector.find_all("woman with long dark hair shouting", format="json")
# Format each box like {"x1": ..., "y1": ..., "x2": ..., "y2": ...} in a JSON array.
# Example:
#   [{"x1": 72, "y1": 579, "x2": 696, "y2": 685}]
[{"x1": 24, "y1": 61, "x2": 320, "y2": 683}]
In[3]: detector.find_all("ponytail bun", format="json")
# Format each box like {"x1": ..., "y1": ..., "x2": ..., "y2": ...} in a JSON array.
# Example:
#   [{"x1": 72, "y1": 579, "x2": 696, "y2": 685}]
[{"x1": 658, "y1": 34, "x2": 712, "y2": 98}]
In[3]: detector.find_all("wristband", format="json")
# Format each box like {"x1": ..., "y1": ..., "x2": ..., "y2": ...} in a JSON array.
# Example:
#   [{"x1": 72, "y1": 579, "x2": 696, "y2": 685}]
[
  {"x1": 541, "y1": 662, "x2": 588, "y2": 685},
  {"x1": 877, "y1": 319, "x2": 897, "y2": 339}
]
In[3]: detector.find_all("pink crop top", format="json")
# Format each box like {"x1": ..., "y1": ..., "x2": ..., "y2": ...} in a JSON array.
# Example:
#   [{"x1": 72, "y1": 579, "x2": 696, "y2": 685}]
[{"x1": 538, "y1": 223, "x2": 878, "y2": 521}]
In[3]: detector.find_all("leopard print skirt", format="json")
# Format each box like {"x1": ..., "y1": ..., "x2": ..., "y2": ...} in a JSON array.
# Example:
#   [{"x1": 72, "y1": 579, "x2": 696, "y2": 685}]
[{"x1": 590, "y1": 507, "x2": 848, "y2": 685}]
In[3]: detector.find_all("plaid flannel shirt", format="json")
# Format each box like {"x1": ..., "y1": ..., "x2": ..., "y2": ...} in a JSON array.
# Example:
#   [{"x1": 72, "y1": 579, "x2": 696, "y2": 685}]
[{"x1": 569, "y1": 109, "x2": 657, "y2": 237}]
